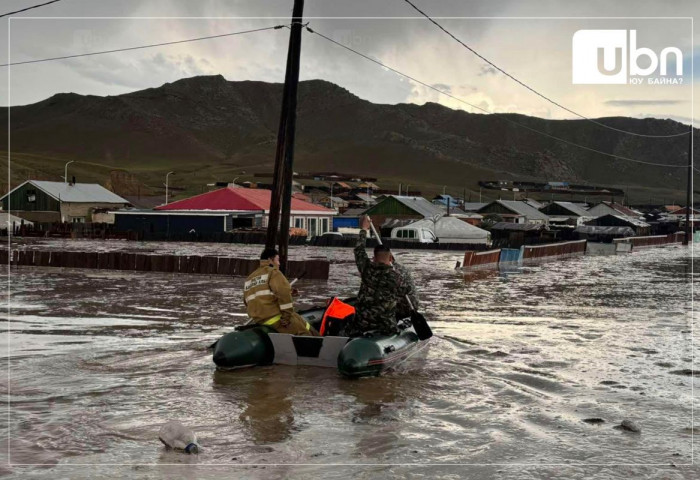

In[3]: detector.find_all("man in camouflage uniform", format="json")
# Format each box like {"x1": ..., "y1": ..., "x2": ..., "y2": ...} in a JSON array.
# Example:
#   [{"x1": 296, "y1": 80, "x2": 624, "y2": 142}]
[
  {"x1": 244, "y1": 248, "x2": 318, "y2": 336},
  {"x1": 345, "y1": 216, "x2": 412, "y2": 337}
]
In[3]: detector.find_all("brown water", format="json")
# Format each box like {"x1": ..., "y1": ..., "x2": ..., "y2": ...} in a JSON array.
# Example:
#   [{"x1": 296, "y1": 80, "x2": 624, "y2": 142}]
[{"x1": 1, "y1": 240, "x2": 697, "y2": 479}]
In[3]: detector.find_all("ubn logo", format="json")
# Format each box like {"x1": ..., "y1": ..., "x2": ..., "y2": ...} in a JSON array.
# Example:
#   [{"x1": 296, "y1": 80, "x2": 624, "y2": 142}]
[{"x1": 572, "y1": 30, "x2": 683, "y2": 84}]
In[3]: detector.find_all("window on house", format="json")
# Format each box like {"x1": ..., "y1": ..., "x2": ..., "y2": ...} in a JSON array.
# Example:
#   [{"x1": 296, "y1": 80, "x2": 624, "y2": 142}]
[
  {"x1": 321, "y1": 218, "x2": 329, "y2": 234},
  {"x1": 26, "y1": 190, "x2": 36, "y2": 203},
  {"x1": 408, "y1": 229, "x2": 416, "y2": 239},
  {"x1": 308, "y1": 218, "x2": 318, "y2": 236},
  {"x1": 294, "y1": 217, "x2": 304, "y2": 229}
]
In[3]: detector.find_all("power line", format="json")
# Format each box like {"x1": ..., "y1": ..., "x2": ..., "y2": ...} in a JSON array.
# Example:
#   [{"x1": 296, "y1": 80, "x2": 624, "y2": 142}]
[
  {"x1": 0, "y1": 0, "x2": 62, "y2": 18},
  {"x1": 306, "y1": 26, "x2": 689, "y2": 169},
  {"x1": 401, "y1": 0, "x2": 689, "y2": 139},
  {"x1": 1, "y1": 24, "x2": 287, "y2": 67}
]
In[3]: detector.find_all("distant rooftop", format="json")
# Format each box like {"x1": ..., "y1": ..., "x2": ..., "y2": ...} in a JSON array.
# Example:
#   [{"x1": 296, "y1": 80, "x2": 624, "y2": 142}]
[
  {"x1": 390, "y1": 195, "x2": 445, "y2": 218},
  {"x1": 3, "y1": 180, "x2": 129, "y2": 204},
  {"x1": 156, "y1": 187, "x2": 335, "y2": 214}
]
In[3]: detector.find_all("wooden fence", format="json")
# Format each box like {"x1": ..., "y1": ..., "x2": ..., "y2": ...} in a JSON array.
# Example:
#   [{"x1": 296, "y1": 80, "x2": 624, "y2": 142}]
[
  {"x1": 1, "y1": 249, "x2": 329, "y2": 280},
  {"x1": 462, "y1": 249, "x2": 501, "y2": 268},
  {"x1": 613, "y1": 232, "x2": 685, "y2": 249},
  {"x1": 521, "y1": 240, "x2": 587, "y2": 261}
]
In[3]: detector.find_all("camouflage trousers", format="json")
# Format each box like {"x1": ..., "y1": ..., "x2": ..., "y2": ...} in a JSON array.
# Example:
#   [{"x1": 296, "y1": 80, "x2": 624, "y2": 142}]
[{"x1": 344, "y1": 310, "x2": 398, "y2": 337}]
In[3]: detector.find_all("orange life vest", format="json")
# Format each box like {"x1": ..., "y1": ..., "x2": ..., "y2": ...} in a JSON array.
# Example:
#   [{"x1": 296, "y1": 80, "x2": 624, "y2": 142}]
[{"x1": 320, "y1": 297, "x2": 356, "y2": 336}]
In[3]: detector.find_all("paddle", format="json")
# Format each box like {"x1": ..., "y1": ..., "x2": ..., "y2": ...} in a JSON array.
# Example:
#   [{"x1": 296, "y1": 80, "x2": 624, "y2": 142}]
[
  {"x1": 368, "y1": 219, "x2": 433, "y2": 340},
  {"x1": 208, "y1": 271, "x2": 308, "y2": 349}
]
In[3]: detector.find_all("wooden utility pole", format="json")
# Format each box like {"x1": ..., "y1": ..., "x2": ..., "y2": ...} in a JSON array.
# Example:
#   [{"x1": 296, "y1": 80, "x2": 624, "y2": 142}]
[
  {"x1": 684, "y1": 126, "x2": 693, "y2": 245},
  {"x1": 265, "y1": 0, "x2": 305, "y2": 272}
]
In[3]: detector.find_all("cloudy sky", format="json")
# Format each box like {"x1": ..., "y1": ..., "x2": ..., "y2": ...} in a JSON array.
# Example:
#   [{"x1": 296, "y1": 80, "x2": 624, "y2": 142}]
[{"x1": 1, "y1": 0, "x2": 698, "y2": 125}]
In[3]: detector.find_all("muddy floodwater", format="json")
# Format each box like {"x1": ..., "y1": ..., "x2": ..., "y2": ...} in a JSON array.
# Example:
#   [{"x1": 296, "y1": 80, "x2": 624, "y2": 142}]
[{"x1": 1, "y1": 240, "x2": 697, "y2": 479}]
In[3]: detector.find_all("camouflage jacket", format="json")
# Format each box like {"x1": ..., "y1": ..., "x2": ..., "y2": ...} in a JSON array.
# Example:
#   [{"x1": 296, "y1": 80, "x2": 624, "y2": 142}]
[
  {"x1": 346, "y1": 230, "x2": 402, "y2": 336},
  {"x1": 393, "y1": 261, "x2": 419, "y2": 318}
]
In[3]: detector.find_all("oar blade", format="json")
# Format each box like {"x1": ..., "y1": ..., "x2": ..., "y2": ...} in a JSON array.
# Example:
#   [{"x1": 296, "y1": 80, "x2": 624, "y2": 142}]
[{"x1": 410, "y1": 311, "x2": 433, "y2": 340}]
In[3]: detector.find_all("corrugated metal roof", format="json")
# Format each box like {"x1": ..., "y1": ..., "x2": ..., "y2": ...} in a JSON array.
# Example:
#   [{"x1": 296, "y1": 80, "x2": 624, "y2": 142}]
[
  {"x1": 586, "y1": 214, "x2": 650, "y2": 228},
  {"x1": 339, "y1": 208, "x2": 366, "y2": 217},
  {"x1": 484, "y1": 200, "x2": 550, "y2": 221},
  {"x1": 354, "y1": 193, "x2": 375, "y2": 203},
  {"x1": 523, "y1": 198, "x2": 544, "y2": 209},
  {"x1": 156, "y1": 187, "x2": 335, "y2": 214},
  {"x1": 546, "y1": 201, "x2": 592, "y2": 217},
  {"x1": 597, "y1": 201, "x2": 639, "y2": 217},
  {"x1": 462, "y1": 202, "x2": 487, "y2": 212},
  {"x1": 9, "y1": 180, "x2": 129, "y2": 204},
  {"x1": 391, "y1": 195, "x2": 445, "y2": 218},
  {"x1": 490, "y1": 222, "x2": 544, "y2": 231}
]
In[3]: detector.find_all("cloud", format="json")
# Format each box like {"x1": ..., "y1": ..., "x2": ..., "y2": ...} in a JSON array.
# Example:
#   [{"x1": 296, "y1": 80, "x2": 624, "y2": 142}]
[
  {"x1": 431, "y1": 83, "x2": 452, "y2": 94},
  {"x1": 478, "y1": 64, "x2": 498, "y2": 76},
  {"x1": 605, "y1": 99, "x2": 686, "y2": 106},
  {"x1": 0, "y1": 0, "x2": 697, "y2": 125}
]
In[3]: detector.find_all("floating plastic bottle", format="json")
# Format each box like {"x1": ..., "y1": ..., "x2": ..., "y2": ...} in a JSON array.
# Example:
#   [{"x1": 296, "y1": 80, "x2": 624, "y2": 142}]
[{"x1": 158, "y1": 420, "x2": 200, "y2": 454}]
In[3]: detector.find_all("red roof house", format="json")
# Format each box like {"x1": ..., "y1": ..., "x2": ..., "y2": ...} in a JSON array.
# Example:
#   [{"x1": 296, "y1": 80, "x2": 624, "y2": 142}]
[
  {"x1": 155, "y1": 187, "x2": 335, "y2": 236},
  {"x1": 156, "y1": 187, "x2": 334, "y2": 214}
]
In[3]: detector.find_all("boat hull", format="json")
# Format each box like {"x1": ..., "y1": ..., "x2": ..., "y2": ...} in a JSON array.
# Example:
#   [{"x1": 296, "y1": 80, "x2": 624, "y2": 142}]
[
  {"x1": 212, "y1": 325, "x2": 275, "y2": 369},
  {"x1": 337, "y1": 329, "x2": 425, "y2": 378},
  {"x1": 212, "y1": 325, "x2": 427, "y2": 378}
]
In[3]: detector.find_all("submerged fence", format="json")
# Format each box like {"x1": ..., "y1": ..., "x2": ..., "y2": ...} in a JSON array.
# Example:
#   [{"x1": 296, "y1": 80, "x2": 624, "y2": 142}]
[
  {"x1": 521, "y1": 240, "x2": 587, "y2": 261},
  {"x1": 613, "y1": 232, "x2": 685, "y2": 248},
  {"x1": 462, "y1": 249, "x2": 501, "y2": 268},
  {"x1": 1, "y1": 249, "x2": 330, "y2": 280},
  {"x1": 459, "y1": 240, "x2": 586, "y2": 270},
  {"x1": 460, "y1": 231, "x2": 687, "y2": 270}
]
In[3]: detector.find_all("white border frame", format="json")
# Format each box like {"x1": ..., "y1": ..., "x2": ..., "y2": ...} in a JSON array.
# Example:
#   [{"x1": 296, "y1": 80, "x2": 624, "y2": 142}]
[{"x1": 4, "y1": 14, "x2": 695, "y2": 468}]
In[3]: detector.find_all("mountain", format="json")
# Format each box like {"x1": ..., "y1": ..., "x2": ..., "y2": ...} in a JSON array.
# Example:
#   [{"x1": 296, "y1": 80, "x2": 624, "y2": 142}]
[{"x1": 0, "y1": 75, "x2": 696, "y2": 201}]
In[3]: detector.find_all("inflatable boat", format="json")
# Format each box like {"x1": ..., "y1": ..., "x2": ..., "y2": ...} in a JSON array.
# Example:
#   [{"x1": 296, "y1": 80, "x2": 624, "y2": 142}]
[{"x1": 211, "y1": 298, "x2": 430, "y2": 378}]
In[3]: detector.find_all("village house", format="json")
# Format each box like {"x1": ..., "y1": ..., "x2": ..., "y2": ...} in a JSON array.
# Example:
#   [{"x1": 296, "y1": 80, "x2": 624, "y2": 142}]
[
  {"x1": 114, "y1": 187, "x2": 335, "y2": 237},
  {"x1": 538, "y1": 201, "x2": 595, "y2": 226},
  {"x1": 584, "y1": 214, "x2": 651, "y2": 236},
  {"x1": 363, "y1": 195, "x2": 445, "y2": 234},
  {"x1": 477, "y1": 200, "x2": 550, "y2": 225},
  {"x1": 0, "y1": 180, "x2": 130, "y2": 223},
  {"x1": 587, "y1": 201, "x2": 642, "y2": 220},
  {"x1": 664, "y1": 206, "x2": 700, "y2": 222},
  {"x1": 489, "y1": 222, "x2": 551, "y2": 248}
]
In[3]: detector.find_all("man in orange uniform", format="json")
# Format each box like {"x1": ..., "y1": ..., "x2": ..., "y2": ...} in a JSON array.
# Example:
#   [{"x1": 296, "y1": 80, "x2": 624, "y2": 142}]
[{"x1": 244, "y1": 248, "x2": 318, "y2": 336}]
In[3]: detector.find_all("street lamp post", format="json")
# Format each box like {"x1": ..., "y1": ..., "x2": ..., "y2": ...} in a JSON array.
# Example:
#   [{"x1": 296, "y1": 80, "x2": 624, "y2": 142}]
[
  {"x1": 232, "y1": 177, "x2": 239, "y2": 187},
  {"x1": 405, "y1": 185, "x2": 411, "y2": 196},
  {"x1": 165, "y1": 171, "x2": 174, "y2": 204},
  {"x1": 64, "y1": 160, "x2": 75, "y2": 184}
]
